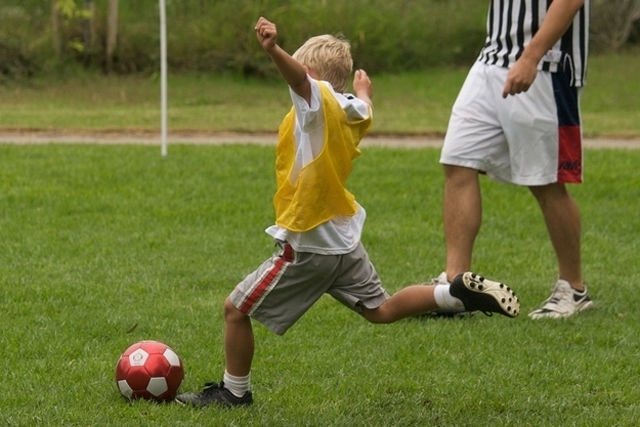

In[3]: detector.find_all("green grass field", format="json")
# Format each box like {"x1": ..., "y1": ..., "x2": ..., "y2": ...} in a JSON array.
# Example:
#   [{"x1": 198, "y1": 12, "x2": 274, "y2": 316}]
[
  {"x1": 0, "y1": 50, "x2": 639, "y2": 137},
  {"x1": 1, "y1": 144, "x2": 639, "y2": 426},
  {"x1": 0, "y1": 48, "x2": 638, "y2": 426}
]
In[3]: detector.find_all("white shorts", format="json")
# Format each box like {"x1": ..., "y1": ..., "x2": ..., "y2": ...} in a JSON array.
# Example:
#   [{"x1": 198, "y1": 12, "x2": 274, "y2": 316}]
[{"x1": 441, "y1": 62, "x2": 583, "y2": 185}]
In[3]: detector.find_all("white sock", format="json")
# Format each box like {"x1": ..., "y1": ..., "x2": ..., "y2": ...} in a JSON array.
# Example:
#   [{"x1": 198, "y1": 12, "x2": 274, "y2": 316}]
[
  {"x1": 434, "y1": 284, "x2": 465, "y2": 312},
  {"x1": 223, "y1": 370, "x2": 250, "y2": 398}
]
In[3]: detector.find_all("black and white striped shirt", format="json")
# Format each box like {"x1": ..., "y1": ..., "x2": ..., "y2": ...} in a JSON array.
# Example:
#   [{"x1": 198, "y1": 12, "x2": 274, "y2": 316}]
[{"x1": 478, "y1": 0, "x2": 589, "y2": 87}]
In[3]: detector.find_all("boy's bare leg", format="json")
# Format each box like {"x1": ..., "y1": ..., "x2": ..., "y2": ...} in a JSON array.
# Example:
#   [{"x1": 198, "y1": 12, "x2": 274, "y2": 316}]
[
  {"x1": 362, "y1": 285, "x2": 438, "y2": 323},
  {"x1": 223, "y1": 298, "x2": 254, "y2": 376}
]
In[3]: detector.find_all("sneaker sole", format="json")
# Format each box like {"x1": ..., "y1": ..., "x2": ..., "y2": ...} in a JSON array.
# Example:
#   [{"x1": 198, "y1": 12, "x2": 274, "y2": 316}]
[{"x1": 453, "y1": 272, "x2": 520, "y2": 317}]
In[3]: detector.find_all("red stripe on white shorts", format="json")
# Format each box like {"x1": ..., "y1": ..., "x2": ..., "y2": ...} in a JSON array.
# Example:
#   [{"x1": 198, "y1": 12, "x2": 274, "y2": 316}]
[
  {"x1": 239, "y1": 244, "x2": 294, "y2": 314},
  {"x1": 557, "y1": 125, "x2": 583, "y2": 183}
]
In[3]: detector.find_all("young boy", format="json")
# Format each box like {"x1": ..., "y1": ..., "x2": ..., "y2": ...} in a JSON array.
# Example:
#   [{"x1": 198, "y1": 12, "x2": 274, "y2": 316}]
[{"x1": 176, "y1": 16, "x2": 520, "y2": 408}]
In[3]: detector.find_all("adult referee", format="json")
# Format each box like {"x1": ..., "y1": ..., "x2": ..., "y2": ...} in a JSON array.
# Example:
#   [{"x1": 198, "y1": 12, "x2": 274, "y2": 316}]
[{"x1": 438, "y1": 0, "x2": 593, "y2": 319}]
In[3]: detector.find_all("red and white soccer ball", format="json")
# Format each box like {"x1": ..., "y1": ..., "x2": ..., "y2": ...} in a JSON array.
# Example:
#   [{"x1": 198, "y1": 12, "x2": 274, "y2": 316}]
[{"x1": 115, "y1": 340, "x2": 184, "y2": 402}]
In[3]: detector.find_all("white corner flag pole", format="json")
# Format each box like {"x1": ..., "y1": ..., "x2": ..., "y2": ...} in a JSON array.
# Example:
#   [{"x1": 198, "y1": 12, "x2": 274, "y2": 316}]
[{"x1": 159, "y1": 0, "x2": 168, "y2": 157}]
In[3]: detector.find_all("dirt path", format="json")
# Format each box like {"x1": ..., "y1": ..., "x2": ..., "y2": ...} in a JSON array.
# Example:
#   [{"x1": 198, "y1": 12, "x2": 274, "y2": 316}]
[{"x1": 0, "y1": 129, "x2": 638, "y2": 149}]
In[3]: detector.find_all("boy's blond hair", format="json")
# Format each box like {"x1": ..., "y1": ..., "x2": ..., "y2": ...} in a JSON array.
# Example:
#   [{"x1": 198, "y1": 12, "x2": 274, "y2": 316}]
[{"x1": 292, "y1": 34, "x2": 353, "y2": 93}]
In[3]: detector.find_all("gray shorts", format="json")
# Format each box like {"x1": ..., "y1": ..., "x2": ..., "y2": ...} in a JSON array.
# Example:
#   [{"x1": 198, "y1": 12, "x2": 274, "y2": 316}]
[{"x1": 229, "y1": 241, "x2": 390, "y2": 335}]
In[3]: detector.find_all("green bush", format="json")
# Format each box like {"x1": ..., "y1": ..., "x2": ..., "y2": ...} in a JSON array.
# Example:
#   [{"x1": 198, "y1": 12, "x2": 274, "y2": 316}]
[
  {"x1": 1, "y1": 0, "x2": 487, "y2": 77},
  {"x1": 5, "y1": 0, "x2": 637, "y2": 79},
  {"x1": 0, "y1": 5, "x2": 45, "y2": 81}
]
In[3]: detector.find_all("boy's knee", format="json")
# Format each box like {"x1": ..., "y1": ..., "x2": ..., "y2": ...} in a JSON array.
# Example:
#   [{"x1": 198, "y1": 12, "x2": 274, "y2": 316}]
[
  {"x1": 362, "y1": 306, "x2": 390, "y2": 324},
  {"x1": 223, "y1": 298, "x2": 246, "y2": 322}
]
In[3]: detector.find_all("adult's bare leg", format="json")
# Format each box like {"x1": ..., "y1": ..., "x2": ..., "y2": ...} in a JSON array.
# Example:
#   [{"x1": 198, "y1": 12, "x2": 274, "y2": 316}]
[
  {"x1": 529, "y1": 183, "x2": 583, "y2": 290},
  {"x1": 443, "y1": 164, "x2": 482, "y2": 282}
]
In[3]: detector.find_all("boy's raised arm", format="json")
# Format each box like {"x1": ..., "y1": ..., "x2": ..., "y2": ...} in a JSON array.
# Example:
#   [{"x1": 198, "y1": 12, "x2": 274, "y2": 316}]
[
  {"x1": 254, "y1": 17, "x2": 311, "y2": 104},
  {"x1": 353, "y1": 69, "x2": 373, "y2": 108}
]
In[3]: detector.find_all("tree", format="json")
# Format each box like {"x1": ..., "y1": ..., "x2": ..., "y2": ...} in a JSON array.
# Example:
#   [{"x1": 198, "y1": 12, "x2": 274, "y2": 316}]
[
  {"x1": 106, "y1": 0, "x2": 118, "y2": 72},
  {"x1": 50, "y1": 0, "x2": 93, "y2": 59},
  {"x1": 591, "y1": 0, "x2": 640, "y2": 50},
  {"x1": 83, "y1": 0, "x2": 96, "y2": 53},
  {"x1": 51, "y1": 0, "x2": 63, "y2": 59}
]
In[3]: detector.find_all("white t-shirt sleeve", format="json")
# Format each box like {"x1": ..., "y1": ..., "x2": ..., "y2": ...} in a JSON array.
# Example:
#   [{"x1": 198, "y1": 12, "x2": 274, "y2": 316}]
[
  {"x1": 288, "y1": 77, "x2": 324, "y2": 182},
  {"x1": 339, "y1": 93, "x2": 372, "y2": 122},
  {"x1": 289, "y1": 77, "x2": 322, "y2": 132}
]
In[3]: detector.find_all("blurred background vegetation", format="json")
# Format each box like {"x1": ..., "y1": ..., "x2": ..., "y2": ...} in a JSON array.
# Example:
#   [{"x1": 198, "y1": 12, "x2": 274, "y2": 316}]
[{"x1": 1, "y1": 0, "x2": 639, "y2": 81}]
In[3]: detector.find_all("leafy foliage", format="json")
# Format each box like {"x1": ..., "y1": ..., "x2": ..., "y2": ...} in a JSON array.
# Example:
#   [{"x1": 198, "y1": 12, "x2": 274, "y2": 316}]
[
  {"x1": 2, "y1": 0, "x2": 487, "y2": 76},
  {"x1": 4, "y1": 0, "x2": 639, "y2": 78}
]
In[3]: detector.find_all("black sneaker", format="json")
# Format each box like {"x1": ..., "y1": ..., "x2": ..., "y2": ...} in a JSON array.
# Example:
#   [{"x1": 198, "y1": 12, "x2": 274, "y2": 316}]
[
  {"x1": 175, "y1": 381, "x2": 253, "y2": 408},
  {"x1": 450, "y1": 272, "x2": 520, "y2": 317},
  {"x1": 425, "y1": 272, "x2": 476, "y2": 318}
]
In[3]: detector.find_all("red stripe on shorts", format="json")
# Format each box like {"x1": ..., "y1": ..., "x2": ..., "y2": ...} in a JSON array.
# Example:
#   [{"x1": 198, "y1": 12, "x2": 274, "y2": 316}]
[
  {"x1": 557, "y1": 125, "x2": 583, "y2": 183},
  {"x1": 239, "y1": 244, "x2": 294, "y2": 314}
]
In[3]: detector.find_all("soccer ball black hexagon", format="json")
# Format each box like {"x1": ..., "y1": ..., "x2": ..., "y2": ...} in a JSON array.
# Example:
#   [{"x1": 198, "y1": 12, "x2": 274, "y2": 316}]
[{"x1": 115, "y1": 340, "x2": 184, "y2": 402}]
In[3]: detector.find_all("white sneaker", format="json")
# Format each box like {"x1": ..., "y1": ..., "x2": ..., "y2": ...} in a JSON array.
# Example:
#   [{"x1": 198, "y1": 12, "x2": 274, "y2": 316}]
[{"x1": 528, "y1": 279, "x2": 593, "y2": 319}]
